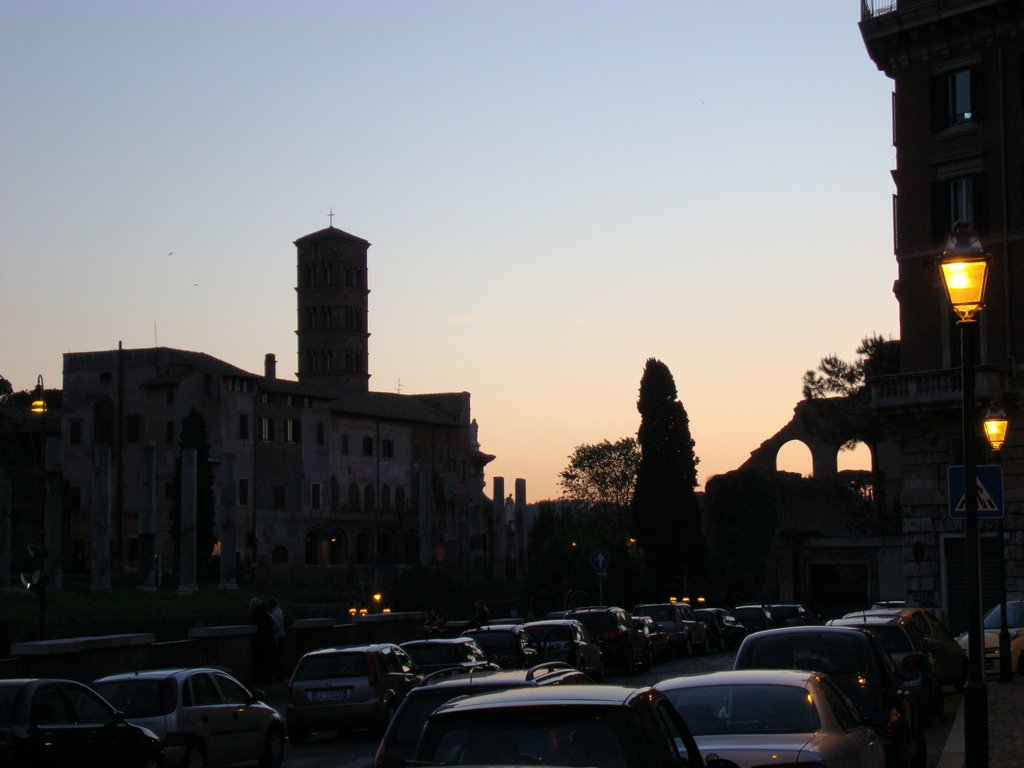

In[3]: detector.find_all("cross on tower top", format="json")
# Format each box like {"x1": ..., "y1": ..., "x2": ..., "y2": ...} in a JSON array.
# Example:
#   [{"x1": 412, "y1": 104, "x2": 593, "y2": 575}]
[{"x1": 328, "y1": 207, "x2": 335, "y2": 227}]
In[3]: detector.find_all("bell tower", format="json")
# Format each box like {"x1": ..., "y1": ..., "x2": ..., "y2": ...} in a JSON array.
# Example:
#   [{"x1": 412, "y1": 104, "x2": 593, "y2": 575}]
[{"x1": 293, "y1": 221, "x2": 370, "y2": 392}]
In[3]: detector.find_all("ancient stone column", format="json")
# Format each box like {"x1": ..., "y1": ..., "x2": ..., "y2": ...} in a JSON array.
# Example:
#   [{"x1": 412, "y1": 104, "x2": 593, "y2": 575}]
[
  {"x1": 137, "y1": 445, "x2": 156, "y2": 590},
  {"x1": 418, "y1": 469, "x2": 432, "y2": 565},
  {"x1": 177, "y1": 447, "x2": 198, "y2": 593},
  {"x1": 91, "y1": 445, "x2": 112, "y2": 591},
  {"x1": 218, "y1": 453, "x2": 238, "y2": 589},
  {"x1": 492, "y1": 477, "x2": 505, "y2": 580}
]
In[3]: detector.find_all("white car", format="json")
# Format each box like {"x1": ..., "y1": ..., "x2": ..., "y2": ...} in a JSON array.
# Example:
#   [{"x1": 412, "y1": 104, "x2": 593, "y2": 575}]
[
  {"x1": 956, "y1": 600, "x2": 1024, "y2": 677},
  {"x1": 656, "y1": 669, "x2": 885, "y2": 768}
]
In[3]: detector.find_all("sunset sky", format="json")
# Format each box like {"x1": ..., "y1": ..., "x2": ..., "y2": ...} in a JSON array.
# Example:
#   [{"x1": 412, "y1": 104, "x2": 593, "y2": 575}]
[{"x1": 1, "y1": 1, "x2": 898, "y2": 501}]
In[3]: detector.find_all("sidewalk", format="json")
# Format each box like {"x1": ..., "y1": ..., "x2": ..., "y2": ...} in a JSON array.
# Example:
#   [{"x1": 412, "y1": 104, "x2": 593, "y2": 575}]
[{"x1": 936, "y1": 677, "x2": 1022, "y2": 767}]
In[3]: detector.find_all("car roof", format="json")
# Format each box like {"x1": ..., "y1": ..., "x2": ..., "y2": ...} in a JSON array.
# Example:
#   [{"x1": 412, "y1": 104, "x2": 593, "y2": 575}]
[
  {"x1": 431, "y1": 684, "x2": 647, "y2": 714},
  {"x1": 93, "y1": 667, "x2": 234, "y2": 682},
  {"x1": 657, "y1": 668, "x2": 821, "y2": 689},
  {"x1": 829, "y1": 615, "x2": 909, "y2": 627},
  {"x1": 744, "y1": 625, "x2": 870, "y2": 641},
  {"x1": 415, "y1": 662, "x2": 580, "y2": 690},
  {"x1": 402, "y1": 637, "x2": 475, "y2": 646},
  {"x1": 300, "y1": 643, "x2": 396, "y2": 657},
  {"x1": 522, "y1": 619, "x2": 581, "y2": 627}
]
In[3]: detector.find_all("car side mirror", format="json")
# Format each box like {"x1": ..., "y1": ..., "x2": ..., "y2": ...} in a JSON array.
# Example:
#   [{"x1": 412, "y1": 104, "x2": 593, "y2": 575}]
[{"x1": 250, "y1": 688, "x2": 266, "y2": 703}]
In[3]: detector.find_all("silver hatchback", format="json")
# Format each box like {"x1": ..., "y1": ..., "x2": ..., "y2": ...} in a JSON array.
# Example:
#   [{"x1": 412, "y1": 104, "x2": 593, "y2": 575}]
[{"x1": 92, "y1": 666, "x2": 285, "y2": 768}]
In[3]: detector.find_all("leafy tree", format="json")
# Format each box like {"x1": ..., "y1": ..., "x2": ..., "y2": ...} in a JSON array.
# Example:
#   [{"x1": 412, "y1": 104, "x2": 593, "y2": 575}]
[
  {"x1": 558, "y1": 437, "x2": 639, "y2": 508},
  {"x1": 802, "y1": 334, "x2": 899, "y2": 400},
  {"x1": 0, "y1": 376, "x2": 12, "y2": 400},
  {"x1": 704, "y1": 469, "x2": 781, "y2": 603},
  {"x1": 631, "y1": 358, "x2": 704, "y2": 596}
]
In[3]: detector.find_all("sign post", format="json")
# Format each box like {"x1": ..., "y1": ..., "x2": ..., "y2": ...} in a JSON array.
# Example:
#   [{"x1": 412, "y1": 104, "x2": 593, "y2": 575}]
[
  {"x1": 947, "y1": 464, "x2": 1004, "y2": 520},
  {"x1": 591, "y1": 548, "x2": 610, "y2": 606}
]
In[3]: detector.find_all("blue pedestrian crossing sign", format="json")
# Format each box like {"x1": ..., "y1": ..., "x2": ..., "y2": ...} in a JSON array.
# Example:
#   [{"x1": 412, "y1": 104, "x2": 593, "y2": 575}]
[{"x1": 947, "y1": 464, "x2": 1004, "y2": 519}]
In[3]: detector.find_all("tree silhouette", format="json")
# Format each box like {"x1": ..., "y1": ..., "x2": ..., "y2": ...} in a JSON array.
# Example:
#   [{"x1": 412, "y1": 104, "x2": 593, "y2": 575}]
[
  {"x1": 558, "y1": 437, "x2": 639, "y2": 508},
  {"x1": 631, "y1": 358, "x2": 704, "y2": 596}
]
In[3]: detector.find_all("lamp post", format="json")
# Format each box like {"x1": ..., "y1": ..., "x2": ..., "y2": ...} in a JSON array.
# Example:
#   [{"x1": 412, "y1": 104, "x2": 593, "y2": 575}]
[
  {"x1": 938, "y1": 222, "x2": 989, "y2": 768},
  {"x1": 29, "y1": 375, "x2": 48, "y2": 639},
  {"x1": 983, "y1": 404, "x2": 1012, "y2": 683}
]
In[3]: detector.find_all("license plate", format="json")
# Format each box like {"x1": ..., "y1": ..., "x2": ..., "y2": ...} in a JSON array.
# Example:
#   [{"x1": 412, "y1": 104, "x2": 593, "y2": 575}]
[{"x1": 310, "y1": 688, "x2": 349, "y2": 702}]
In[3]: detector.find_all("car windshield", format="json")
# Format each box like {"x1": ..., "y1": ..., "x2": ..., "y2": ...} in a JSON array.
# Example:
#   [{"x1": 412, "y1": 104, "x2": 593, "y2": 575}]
[
  {"x1": 983, "y1": 602, "x2": 1024, "y2": 629},
  {"x1": 530, "y1": 625, "x2": 572, "y2": 647},
  {"x1": 420, "y1": 710, "x2": 637, "y2": 766},
  {"x1": 732, "y1": 608, "x2": 764, "y2": 622},
  {"x1": 294, "y1": 652, "x2": 369, "y2": 680},
  {"x1": 662, "y1": 683, "x2": 821, "y2": 735},
  {"x1": 405, "y1": 645, "x2": 458, "y2": 666},
  {"x1": 570, "y1": 613, "x2": 615, "y2": 633},
  {"x1": 470, "y1": 633, "x2": 515, "y2": 653},
  {"x1": 92, "y1": 679, "x2": 169, "y2": 718},
  {"x1": 772, "y1": 606, "x2": 799, "y2": 618},
  {"x1": 865, "y1": 625, "x2": 914, "y2": 653}
]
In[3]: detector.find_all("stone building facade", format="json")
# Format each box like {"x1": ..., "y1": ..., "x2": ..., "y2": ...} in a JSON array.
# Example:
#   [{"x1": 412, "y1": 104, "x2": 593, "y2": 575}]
[
  {"x1": 860, "y1": 0, "x2": 1024, "y2": 632},
  {"x1": 43, "y1": 223, "x2": 500, "y2": 593}
]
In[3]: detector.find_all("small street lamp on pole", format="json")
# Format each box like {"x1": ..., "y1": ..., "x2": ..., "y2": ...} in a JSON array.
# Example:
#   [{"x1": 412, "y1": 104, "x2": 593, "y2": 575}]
[
  {"x1": 938, "y1": 221, "x2": 990, "y2": 768},
  {"x1": 983, "y1": 404, "x2": 1012, "y2": 683},
  {"x1": 29, "y1": 375, "x2": 48, "y2": 640}
]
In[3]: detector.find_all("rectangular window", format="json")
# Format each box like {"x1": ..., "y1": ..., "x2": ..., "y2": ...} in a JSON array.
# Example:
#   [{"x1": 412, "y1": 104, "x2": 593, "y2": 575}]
[
  {"x1": 363, "y1": 436, "x2": 374, "y2": 456},
  {"x1": 383, "y1": 439, "x2": 394, "y2": 459},
  {"x1": 311, "y1": 482, "x2": 322, "y2": 509},
  {"x1": 931, "y1": 173, "x2": 986, "y2": 238},
  {"x1": 273, "y1": 485, "x2": 286, "y2": 509},
  {"x1": 316, "y1": 422, "x2": 325, "y2": 446},
  {"x1": 287, "y1": 418, "x2": 301, "y2": 443},
  {"x1": 239, "y1": 414, "x2": 249, "y2": 440},
  {"x1": 260, "y1": 417, "x2": 274, "y2": 442},
  {"x1": 238, "y1": 478, "x2": 249, "y2": 506},
  {"x1": 932, "y1": 66, "x2": 983, "y2": 130},
  {"x1": 70, "y1": 419, "x2": 82, "y2": 445},
  {"x1": 125, "y1": 415, "x2": 141, "y2": 443}
]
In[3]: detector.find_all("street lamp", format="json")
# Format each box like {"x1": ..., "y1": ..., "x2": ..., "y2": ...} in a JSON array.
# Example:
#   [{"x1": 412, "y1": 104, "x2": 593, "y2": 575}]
[
  {"x1": 983, "y1": 404, "x2": 1012, "y2": 683},
  {"x1": 29, "y1": 375, "x2": 48, "y2": 639},
  {"x1": 938, "y1": 221, "x2": 989, "y2": 768}
]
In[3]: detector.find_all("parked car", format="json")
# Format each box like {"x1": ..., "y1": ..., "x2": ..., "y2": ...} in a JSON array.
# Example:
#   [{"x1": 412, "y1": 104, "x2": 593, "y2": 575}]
[
  {"x1": 461, "y1": 623, "x2": 541, "y2": 669},
  {"x1": 565, "y1": 606, "x2": 649, "y2": 672},
  {"x1": 696, "y1": 607, "x2": 750, "y2": 651},
  {"x1": 656, "y1": 669, "x2": 886, "y2": 768},
  {"x1": 522, "y1": 619, "x2": 604, "y2": 680},
  {"x1": 769, "y1": 603, "x2": 819, "y2": 626},
  {"x1": 828, "y1": 615, "x2": 944, "y2": 725},
  {"x1": 411, "y1": 684, "x2": 740, "y2": 768},
  {"x1": 633, "y1": 614, "x2": 670, "y2": 662},
  {"x1": 734, "y1": 625, "x2": 926, "y2": 768},
  {"x1": 399, "y1": 637, "x2": 489, "y2": 675},
  {"x1": 285, "y1": 642, "x2": 422, "y2": 743},
  {"x1": 845, "y1": 606, "x2": 967, "y2": 690},
  {"x1": 632, "y1": 601, "x2": 709, "y2": 655},
  {"x1": 0, "y1": 677, "x2": 163, "y2": 768},
  {"x1": 93, "y1": 666, "x2": 285, "y2": 768},
  {"x1": 730, "y1": 604, "x2": 775, "y2": 632},
  {"x1": 372, "y1": 661, "x2": 591, "y2": 768},
  {"x1": 956, "y1": 599, "x2": 1024, "y2": 677}
]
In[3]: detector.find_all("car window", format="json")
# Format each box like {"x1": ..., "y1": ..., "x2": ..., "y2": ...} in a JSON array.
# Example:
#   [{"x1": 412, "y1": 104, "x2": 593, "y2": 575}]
[
  {"x1": 394, "y1": 647, "x2": 417, "y2": 674},
  {"x1": 214, "y1": 673, "x2": 249, "y2": 705},
  {"x1": 819, "y1": 676, "x2": 863, "y2": 731},
  {"x1": 870, "y1": 625, "x2": 914, "y2": 653},
  {"x1": 0, "y1": 687, "x2": 17, "y2": 723},
  {"x1": 189, "y1": 673, "x2": 222, "y2": 706},
  {"x1": 294, "y1": 652, "x2": 367, "y2": 680},
  {"x1": 63, "y1": 684, "x2": 112, "y2": 724},
  {"x1": 663, "y1": 683, "x2": 820, "y2": 735},
  {"x1": 30, "y1": 686, "x2": 73, "y2": 725},
  {"x1": 93, "y1": 679, "x2": 163, "y2": 718}
]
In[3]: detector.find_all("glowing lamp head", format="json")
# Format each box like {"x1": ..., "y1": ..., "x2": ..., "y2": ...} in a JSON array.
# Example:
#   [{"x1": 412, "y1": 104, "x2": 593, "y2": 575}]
[
  {"x1": 984, "y1": 405, "x2": 1009, "y2": 452},
  {"x1": 938, "y1": 223, "x2": 989, "y2": 323}
]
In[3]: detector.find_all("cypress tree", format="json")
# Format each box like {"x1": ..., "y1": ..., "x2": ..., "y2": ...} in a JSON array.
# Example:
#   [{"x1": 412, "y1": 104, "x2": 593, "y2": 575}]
[{"x1": 631, "y1": 358, "x2": 704, "y2": 595}]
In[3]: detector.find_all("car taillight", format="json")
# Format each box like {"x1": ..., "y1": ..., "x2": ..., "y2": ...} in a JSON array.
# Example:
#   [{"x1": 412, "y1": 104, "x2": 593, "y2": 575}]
[
  {"x1": 367, "y1": 653, "x2": 378, "y2": 686},
  {"x1": 884, "y1": 706, "x2": 902, "y2": 736},
  {"x1": 604, "y1": 629, "x2": 623, "y2": 641}
]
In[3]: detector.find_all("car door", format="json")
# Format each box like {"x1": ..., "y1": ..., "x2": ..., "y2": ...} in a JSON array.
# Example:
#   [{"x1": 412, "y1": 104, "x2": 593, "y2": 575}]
[
  {"x1": 62, "y1": 681, "x2": 149, "y2": 766},
  {"x1": 516, "y1": 628, "x2": 541, "y2": 667},
  {"x1": 387, "y1": 646, "x2": 423, "y2": 701},
  {"x1": 818, "y1": 676, "x2": 884, "y2": 768},
  {"x1": 25, "y1": 682, "x2": 80, "y2": 767},
  {"x1": 184, "y1": 671, "x2": 233, "y2": 765},
  {"x1": 212, "y1": 671, "x2": 265, "y2": 763}
]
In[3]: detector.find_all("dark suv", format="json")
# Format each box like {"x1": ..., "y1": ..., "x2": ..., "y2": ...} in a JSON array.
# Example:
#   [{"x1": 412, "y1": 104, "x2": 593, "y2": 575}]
[
  {"x1": 411, "y1": 684, "x2": 739, "y2": 768},
  {"x1": 372, "y1": 662, "x2": 590, "y2": 768},
  {"x1": 734, "y1": 625, "x2": 927, "y2": 768},
  {"x1": 565, "y1": 606, "x2": 648, "y2": 673}
]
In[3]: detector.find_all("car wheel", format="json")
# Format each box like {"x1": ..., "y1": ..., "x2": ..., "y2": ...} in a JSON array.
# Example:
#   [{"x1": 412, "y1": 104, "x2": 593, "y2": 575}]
[
  {"x1": 184, "y1": 745, "x2": 206, "y2": 768},
  {"x1": 259, "y1": 725, "x2": 285, "y2": 768}
]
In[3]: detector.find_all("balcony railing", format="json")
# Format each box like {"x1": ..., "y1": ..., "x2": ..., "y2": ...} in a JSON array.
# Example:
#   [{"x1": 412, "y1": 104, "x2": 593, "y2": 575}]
[
  {"x1": 869, "y1": 366, "x2": 1011, "y2": 409},
  {"x1": 861, "y1": 0, "x2": 898, "y2": 19}
]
